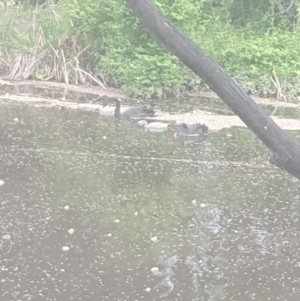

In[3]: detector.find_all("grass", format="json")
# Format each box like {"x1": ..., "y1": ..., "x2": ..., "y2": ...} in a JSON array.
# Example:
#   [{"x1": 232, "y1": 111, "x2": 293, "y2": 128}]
[{"x1": 0, "y1": 3, "x2": 105, "y2": 88}]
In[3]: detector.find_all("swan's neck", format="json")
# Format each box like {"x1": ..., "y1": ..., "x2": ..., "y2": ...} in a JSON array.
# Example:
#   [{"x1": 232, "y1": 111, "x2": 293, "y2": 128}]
[{"x1": 114, "y1": 100, "x2": 121, "y2": 118}]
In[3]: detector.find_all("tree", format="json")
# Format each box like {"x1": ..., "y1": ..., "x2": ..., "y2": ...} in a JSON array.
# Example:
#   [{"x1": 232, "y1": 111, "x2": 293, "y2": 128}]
[{"x1": 124, "y1": 0, "x2": 300, "y2": 180}]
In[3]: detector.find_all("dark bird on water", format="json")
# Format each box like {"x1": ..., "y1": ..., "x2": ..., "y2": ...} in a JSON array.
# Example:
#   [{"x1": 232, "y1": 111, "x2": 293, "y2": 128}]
[
  {"x1": 114, "y1": 98, "x2": 155, "y2": 119},
  {"x1": 173, "y1": 123, "x2": 208, "y2": 142}
]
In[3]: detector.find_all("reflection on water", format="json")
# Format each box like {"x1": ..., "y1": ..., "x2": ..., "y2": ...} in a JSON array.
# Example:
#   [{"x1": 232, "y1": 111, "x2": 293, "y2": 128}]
[{"x1": 1, "y1": 103, "x2": 300, "y2": 301}]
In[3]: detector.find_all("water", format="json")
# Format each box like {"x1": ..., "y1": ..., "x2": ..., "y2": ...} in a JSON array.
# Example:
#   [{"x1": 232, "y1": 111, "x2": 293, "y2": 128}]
[{"x1": 1, "y1": 103, "x2": 300, "y2": 301}]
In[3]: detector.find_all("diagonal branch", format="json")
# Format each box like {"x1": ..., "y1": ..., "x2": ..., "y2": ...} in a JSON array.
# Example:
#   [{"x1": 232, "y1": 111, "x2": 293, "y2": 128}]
[{"x1": 124, "y1": 0, "x2": 300, "y2": 180}]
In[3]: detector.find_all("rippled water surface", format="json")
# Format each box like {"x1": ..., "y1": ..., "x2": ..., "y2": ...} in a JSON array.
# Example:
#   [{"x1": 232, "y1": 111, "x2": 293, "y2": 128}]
[{"x1": 1, "y1": 103, "x2": 300, "y2": 301}]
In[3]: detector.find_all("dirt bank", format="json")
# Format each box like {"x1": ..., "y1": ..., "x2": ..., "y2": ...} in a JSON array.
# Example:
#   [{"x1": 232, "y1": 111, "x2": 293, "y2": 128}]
[{"x1": 1, "y1": 78, "x2": 300, "y2": 131}]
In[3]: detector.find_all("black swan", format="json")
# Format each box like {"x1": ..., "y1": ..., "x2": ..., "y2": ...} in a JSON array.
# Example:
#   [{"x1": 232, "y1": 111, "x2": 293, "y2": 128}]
[
  {"x1": 114, "y1": 98, "x2": 155, "y2": 119},
  {"x1": 173, "y1": 123, "x2": 208, "y2": 140}
]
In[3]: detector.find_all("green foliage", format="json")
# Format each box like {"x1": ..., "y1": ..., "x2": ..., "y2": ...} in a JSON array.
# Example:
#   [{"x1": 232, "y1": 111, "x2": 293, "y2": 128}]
[
  {"x1": 0, "y1": 4, "x2": 70, "y2": 50},
  {"x1": 14, "y1": 0, "x2": 60, "y2": 8},
  {"x1": 64, "y1": 0, "x2": 300, "y2": 98},
  {"x1": 65, "y1": 0, "x2": 233, "y2": 97},
  {"x1": 64, "y1": 0, "x2": 171, "y2": 96},
  {"x1": 35, "y1": 73, "x2": 44, "y2": 80},
  {"x1": 230, "y1": 0, "x2": 298, "y2": 33},
  {"x1": 213, "y1": 28, "x2": 300, "y2": 97},
  {"x1": 2, "y1": 0, "x2": 300, "y2": 98}
]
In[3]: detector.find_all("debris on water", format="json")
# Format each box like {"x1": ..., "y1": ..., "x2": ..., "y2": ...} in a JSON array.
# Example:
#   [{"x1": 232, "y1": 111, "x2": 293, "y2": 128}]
[
  {"x1": 13, "y1": 118, "x2": 19, "y2": 122},
  {"x1": 62, "y1": 246, "x2": 70, "y2": 252},
  {"x1": 154, "y1": 276, "x2": 175, "y2": 298},
  {"x1": 145, "y1": 287, "x2": 151, "y2": 292},
  {"x1": 2, "y1": 234, "x2": 10, "y2": 240},
  {"x1": 114, "y1": 219, "x2": 120, "y2": 223},
  {"x1": 64, "y1": 205, "x2": 70, "y2": 211},
  {"x1": 150, "y1": 236, "x2": 158, "y2": 243},
  {"x1": 191, "y1": 199, "x2": 197, "y2": 206},
  {"x1": 134, "y1": 212, "x2": 138, "y2": 216},
  {"x1": 107, "y1": 233, "x2": 112, "y2": 237},
  {"x1": 0, "y1": 179, "x2": 5, "y2": 186},
  {"x1": 151, "y1": 267, "x2": 160, "y2": 274},
  {"x1": 200, "y1": 203, "x2": 206, "y2": 208},
  {"x1": 68, "y1": 228, "x2": 75, "y2": 235},
  {"x1": 152, "y1": 255, "x2": 178, "y2": 298},
  {"x1": 103, "y1": 136, "x2": 107, "y2": 140}
]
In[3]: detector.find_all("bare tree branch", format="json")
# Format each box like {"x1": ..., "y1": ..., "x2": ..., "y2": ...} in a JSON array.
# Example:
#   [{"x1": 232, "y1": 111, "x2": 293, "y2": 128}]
[{"x1": 124, "y1": 0, "x2": 300, "y2": 179}]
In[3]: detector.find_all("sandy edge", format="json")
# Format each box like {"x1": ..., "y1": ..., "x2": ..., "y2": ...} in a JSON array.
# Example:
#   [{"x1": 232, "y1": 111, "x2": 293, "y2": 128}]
[
  {"x1": 1, "y1": 79, "x2": 300, "y2": 131},
  {"x1": 1, "y1": 78, "x2": 300, "y2": 108}
]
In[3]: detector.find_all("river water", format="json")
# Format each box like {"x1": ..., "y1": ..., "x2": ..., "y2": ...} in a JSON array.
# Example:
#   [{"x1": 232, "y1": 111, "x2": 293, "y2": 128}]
[{"x1": 1, "y1": 103, "x2": 300, "y2": 301}]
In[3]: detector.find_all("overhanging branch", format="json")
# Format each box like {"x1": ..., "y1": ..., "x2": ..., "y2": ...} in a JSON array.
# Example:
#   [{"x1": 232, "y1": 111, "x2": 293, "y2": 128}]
[{"x1": 124, "y1": 0, "x2": 300, "y2": 180}]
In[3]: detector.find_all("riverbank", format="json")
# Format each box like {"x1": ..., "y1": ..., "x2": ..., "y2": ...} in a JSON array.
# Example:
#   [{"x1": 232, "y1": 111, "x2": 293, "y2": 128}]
[
  {"x1": 1, "y1": 78, "x2": 300, "y2": 131},
  {"x1": 1, "y1": 78, "x2": 300, "y2": 108}
]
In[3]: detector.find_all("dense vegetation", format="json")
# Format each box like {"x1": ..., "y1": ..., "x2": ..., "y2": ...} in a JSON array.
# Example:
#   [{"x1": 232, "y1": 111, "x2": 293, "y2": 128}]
[{"x1": 0, "y1": 0, "x2": 299, "y2": 99}]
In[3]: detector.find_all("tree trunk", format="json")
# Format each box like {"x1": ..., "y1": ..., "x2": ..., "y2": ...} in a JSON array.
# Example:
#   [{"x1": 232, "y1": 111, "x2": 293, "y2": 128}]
[{"x1": 124, "y1": 0, "x2": 300, "y2": 180}]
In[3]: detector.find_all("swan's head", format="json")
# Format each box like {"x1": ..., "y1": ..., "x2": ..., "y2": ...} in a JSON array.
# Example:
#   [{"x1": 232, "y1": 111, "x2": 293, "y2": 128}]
[
  {"x1": 115, "y1": 98, "x2": 122, "y2": 106},
  {"x1": 201, "y1": 124, "x2": 209, "y2": 134},
  {"x1": 173, "y1": 123, "x2": 188, "y2": 139}
]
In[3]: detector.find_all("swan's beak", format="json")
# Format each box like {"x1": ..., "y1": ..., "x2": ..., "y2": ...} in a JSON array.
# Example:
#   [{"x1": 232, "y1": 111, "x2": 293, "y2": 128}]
[{"x1": 173, "y1": 132, "x2": 178, "y2": 139}]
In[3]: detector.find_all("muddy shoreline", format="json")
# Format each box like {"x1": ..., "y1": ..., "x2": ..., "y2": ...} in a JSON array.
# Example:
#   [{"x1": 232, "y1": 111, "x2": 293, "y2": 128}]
[
  {"x1": 1, "y1": 78, "x2": 300, "y2": 107},
  {"x1": 1, "y1": 78, "x2": 300, "y2": 131}
]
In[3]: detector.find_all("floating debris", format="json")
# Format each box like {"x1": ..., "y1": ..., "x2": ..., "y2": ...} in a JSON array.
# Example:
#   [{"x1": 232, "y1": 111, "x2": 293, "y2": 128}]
[
  {"x1": 114, "y1": 219, "x2": 120, "y2": 223},
  {"x1": 145, "y1": 287, "x2": 151, "y2": 292},
  {"x1": 191, "y1": 199, "x2": 197, "y2": 206},
  {"x1": 68, "y1": 228, "x2": 75, "y2": 235},
  {"x1": 107, "y1": 233, "x2": 112, "y2": 237},
  {"x1": 62, "y1": 246, "x2": 70, "y2": 252},
  {"x1": 200, "y1": 203, "x2": 206, "y2": 208},
  {"x1": 134, "y1": 212, "x2": 138, "y2": 216},
  {"x1": 150, "y1": 236, "x2": 158, "y2": 243},
  {"x1": 0, "y1": 179, "x2": 5, "y2": 186},
  {"x1": 64, "y1": 205, "x2": 70, "y2": 211},
  {"x1": 151, "y1": 267, "x2": 160, "y2": 274}
]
